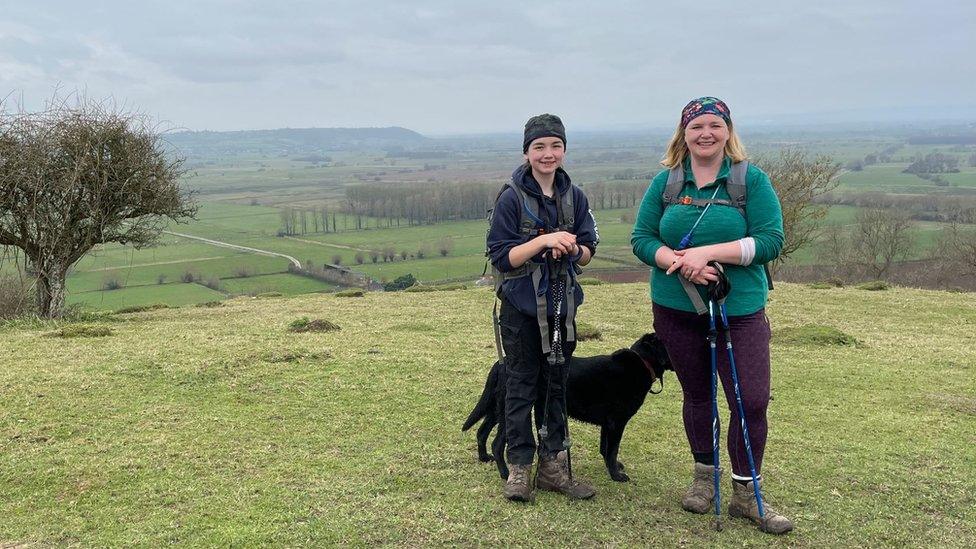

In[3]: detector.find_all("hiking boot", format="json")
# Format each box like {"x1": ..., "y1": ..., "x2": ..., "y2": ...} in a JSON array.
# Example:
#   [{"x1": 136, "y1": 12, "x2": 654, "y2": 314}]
[
  {"x1": 728, "y1": 480, "x2": 794, "y2": 535},
  {"x1": 536, "y1": 451, "x2": 596, "y2": 500},
  {"x1": 503, "y1": 463, "x2": 534, "y2": 502},
  {"x1": 681, "y1": 462, "x2": 718, "y2": 514}
]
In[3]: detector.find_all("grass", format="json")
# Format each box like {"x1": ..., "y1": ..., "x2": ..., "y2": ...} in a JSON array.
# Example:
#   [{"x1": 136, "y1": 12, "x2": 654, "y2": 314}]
[
  {"x1": 0, "y1": 283, "x2": 974, "y2": 545},
  {"x1": 774, "y1": 324, "x2": 860, "y2": 346}
]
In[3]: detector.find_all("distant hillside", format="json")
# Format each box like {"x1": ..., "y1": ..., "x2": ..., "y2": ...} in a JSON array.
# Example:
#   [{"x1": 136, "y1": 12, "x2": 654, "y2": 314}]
[{"x1": 163, "y1": 126, "x2": 428, "y2": 156}]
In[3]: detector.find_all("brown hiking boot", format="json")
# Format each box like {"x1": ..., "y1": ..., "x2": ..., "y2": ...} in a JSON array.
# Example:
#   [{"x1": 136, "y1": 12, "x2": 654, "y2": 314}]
[
  {"x1": 503, "y1": 463, "x2": 534, "y2": 502},
  {"x1": 728, "y1": 480, "x2": 794, "y2": 535},
  {"x1": 682, "y1": 462, "x2": 718, "y2": 514},
  {"x1": 536, "y1": 451, "x2": 595, "y2": 500}
]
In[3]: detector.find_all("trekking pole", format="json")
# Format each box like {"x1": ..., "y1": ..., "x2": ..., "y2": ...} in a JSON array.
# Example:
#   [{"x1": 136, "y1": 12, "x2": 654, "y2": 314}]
[
  {"x1": 548, "y1": 256, "x2": 573, "y2": 478},
  {"x1": 718, "y1": 302, "x2": 766, "y2": 521},
  {"x1": 536, "y1": 255, "x2": 567, "y2": 479},
  {"x1": 707, "y1": 299, "x2": 723, "y2": 532}
]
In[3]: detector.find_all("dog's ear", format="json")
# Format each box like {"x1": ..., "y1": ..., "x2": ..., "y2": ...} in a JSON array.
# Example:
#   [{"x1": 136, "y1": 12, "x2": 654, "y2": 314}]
[{"x1": 633, "y1": 333, "x2": 673, "y2": 378}]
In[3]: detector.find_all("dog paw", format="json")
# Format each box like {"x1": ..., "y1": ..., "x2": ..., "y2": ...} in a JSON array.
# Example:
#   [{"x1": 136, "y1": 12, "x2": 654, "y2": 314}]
[
  {"x1": 616, "y1": 461, "x2": 626, "y2": 471},
  {"x1": 479, "y1": 454, "x2": 493, "y2": 463},
  {"x1": 610, "y1": 471, "x2": 630, "y2": 482}
]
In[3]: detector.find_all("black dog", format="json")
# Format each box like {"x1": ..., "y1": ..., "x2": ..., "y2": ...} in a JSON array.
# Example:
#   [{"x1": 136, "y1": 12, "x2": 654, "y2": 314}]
[{"x1": 462, "y1": 333, "x2": 672, "y2": 482}]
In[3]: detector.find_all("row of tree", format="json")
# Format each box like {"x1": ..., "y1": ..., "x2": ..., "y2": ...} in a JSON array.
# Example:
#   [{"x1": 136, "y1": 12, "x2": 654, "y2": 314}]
[
  {"x1": 343, "y1": 181, "x2": 499, "y2": 226},
  {"x1": 820, "y1": 191, "x2": 976, "y2": 224},
  {"x1": 903, "y1": 152, "x2": 961, "y2": 174},
  {"x1": 279, "y1": 207, "x2": 339, "y2": 235}
]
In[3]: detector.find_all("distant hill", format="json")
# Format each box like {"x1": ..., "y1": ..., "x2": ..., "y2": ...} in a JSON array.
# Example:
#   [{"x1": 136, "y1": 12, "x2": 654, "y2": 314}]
[{"x1": 163, "y1": 126, "x2": 428, "y2": 156}]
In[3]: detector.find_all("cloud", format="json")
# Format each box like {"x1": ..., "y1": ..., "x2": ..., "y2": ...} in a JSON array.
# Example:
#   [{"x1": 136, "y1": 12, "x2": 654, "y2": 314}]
[{"x1": 1, "y1": 0, "x2": 973, "y2": 133}]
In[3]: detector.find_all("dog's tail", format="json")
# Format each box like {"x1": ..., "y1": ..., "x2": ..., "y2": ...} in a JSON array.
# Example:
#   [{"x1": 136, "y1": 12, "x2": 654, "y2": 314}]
[{"x1": 462, "y1": 361, "x2": 500, "y2": 431}]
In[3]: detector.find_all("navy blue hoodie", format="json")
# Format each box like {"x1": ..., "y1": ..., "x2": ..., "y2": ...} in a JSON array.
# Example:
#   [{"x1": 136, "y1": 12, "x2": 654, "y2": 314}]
[{"x1": 487, "y1": 164, "x2": 599, "y2": 317}]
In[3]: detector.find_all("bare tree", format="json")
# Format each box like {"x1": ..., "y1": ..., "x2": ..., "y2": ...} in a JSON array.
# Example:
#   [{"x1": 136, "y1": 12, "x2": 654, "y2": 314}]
[
  {"x1": 852, "y1": 208, "x2": 914, "y2": 279},
  {"x1": 0, "y1": 97, "x2": 195, "y2": 317},
  {"x1": 757, "y1": 148, "x2": 840, "y2": 265},
  {"x1": 817, "y1": 223, "x2": 856, "y2": 280},
  {"x1": 933, "y1": 220, "x2": 976, "y2": 280}
]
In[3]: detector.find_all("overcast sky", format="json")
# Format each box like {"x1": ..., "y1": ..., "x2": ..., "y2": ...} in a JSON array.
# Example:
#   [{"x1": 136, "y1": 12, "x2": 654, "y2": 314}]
[{"x1": 2, "y1": 0, "x2": 973, "y2": 135}]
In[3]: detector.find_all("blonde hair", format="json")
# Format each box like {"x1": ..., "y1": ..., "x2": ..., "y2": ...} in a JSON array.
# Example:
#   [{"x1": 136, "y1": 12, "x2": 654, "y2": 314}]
[{"x1": 660, "y1": 119, "x2": 748, "y2": 168}]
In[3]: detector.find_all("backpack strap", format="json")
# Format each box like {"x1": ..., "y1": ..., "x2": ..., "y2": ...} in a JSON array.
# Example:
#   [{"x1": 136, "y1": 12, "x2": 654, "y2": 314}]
[
  {"x1": 663, "y1": 161, "x2": 748, "y2": 216},
  {"x1": 727, "y1": 161, "x2": 748, "y2": 217},
  {"x1": 728, "y1": 161, "x2": 773, "y2": 290},
  {"x1": 662, "y1": 164, "x2": 686, "y2": 208}
]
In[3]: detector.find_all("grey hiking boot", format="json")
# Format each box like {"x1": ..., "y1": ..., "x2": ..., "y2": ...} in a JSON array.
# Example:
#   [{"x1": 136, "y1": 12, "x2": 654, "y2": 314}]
[
  {"x1": 536, "y1": 451, "x2": 595, "y2": 500},
  {"x1": 503, "y1": 463, "x2": 534, "y2": 502},
  {"x1": 728, "y1": 480, "x2": 794, "y2": 535},
  {"x1": 682, "y1": 462, "x2": 718, "y2": 514}
]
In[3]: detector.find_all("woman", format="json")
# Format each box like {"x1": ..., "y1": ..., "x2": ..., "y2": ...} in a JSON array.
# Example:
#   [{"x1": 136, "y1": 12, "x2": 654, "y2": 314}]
[
  {"x1": 487, "y1": 113, "x2": 600, "y2": 502},
  {"x1": 631, "y1": 97, "x2": 792, "y2": 534}
]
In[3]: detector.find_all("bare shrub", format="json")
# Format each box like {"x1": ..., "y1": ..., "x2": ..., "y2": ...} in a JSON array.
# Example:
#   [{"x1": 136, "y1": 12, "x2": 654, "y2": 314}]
[
  {"x1": 102, "y1": 272, "x2": 124, "y2": 291},
  {"x1": 437, "y1": 237, "x2": 454, "y2": 257},
  {"x1": 0, "y1": 274, "x2": 33, "y2": 319}
]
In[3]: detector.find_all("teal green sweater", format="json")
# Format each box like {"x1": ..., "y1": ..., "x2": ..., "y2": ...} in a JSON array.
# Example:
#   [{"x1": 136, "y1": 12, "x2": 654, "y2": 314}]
[{"x1": 631, "y1": 157, "x2": 784, "y2": 316}]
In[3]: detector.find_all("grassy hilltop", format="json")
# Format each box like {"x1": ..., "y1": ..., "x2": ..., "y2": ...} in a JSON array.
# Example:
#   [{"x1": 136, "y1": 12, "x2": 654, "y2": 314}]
[{"x1": 1, "y1": 283, "x2": 974, "y2": 546}]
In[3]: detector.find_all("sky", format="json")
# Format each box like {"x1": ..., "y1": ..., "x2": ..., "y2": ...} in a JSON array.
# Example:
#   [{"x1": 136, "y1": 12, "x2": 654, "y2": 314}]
[{"x1": 1, "y1": 0, "x2": 974, "y2": 135}]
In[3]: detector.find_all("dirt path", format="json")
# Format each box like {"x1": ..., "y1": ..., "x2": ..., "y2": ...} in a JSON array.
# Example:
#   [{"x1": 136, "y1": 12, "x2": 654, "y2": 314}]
[{"x1": 163, "y1": 231, "x2": 301, "y2": 268}]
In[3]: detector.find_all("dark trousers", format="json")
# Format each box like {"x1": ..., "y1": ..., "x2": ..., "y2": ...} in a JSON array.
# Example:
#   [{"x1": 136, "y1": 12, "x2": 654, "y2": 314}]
[
  {"x1": 499, "y1": 298, "x2": 576, "y2": 466},
  {"x1": 653, "y1": 303, "x2": 771, "y2": 478}
]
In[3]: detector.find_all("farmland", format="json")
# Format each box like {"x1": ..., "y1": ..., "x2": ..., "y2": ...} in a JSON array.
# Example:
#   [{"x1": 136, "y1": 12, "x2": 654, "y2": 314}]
[{"x1": 3, "y1": 124, "x2": 975, "y2": 310}]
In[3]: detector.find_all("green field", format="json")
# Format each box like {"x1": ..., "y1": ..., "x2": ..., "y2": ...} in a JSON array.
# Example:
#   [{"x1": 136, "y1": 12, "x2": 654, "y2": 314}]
[
  {"x1": 57, "y1": 193, "x2": 968, "y2": 309},
  {"x1": 68, "y1": 282, "x2": 225, "y2": 310},
  {"x1": 1, "y1": 283, "x2": 974, "y2": 545},
  {"x1": 219, "y1": 273, "x2": 339, "y2": 296}
]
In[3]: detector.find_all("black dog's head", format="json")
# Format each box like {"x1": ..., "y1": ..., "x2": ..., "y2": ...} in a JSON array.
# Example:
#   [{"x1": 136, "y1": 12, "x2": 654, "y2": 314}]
[{"x1": 630, "y1": 333, "x2": 672, "y2": 393}]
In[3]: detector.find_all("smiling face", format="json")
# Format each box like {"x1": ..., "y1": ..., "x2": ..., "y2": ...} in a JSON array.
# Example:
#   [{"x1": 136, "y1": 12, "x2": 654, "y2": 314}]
[
  {"x1": 683, "y1": 114, "x2": 729, "y2": 162},
  {"x1": 523, "y1": 136, "x2": 565, "y2": 178}
]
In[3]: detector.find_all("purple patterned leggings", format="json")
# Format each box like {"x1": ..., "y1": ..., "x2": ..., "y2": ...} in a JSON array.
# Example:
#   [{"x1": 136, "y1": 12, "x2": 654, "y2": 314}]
[{"x1": 652, "y1": 303, "x2": 771, "y2": 478}]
